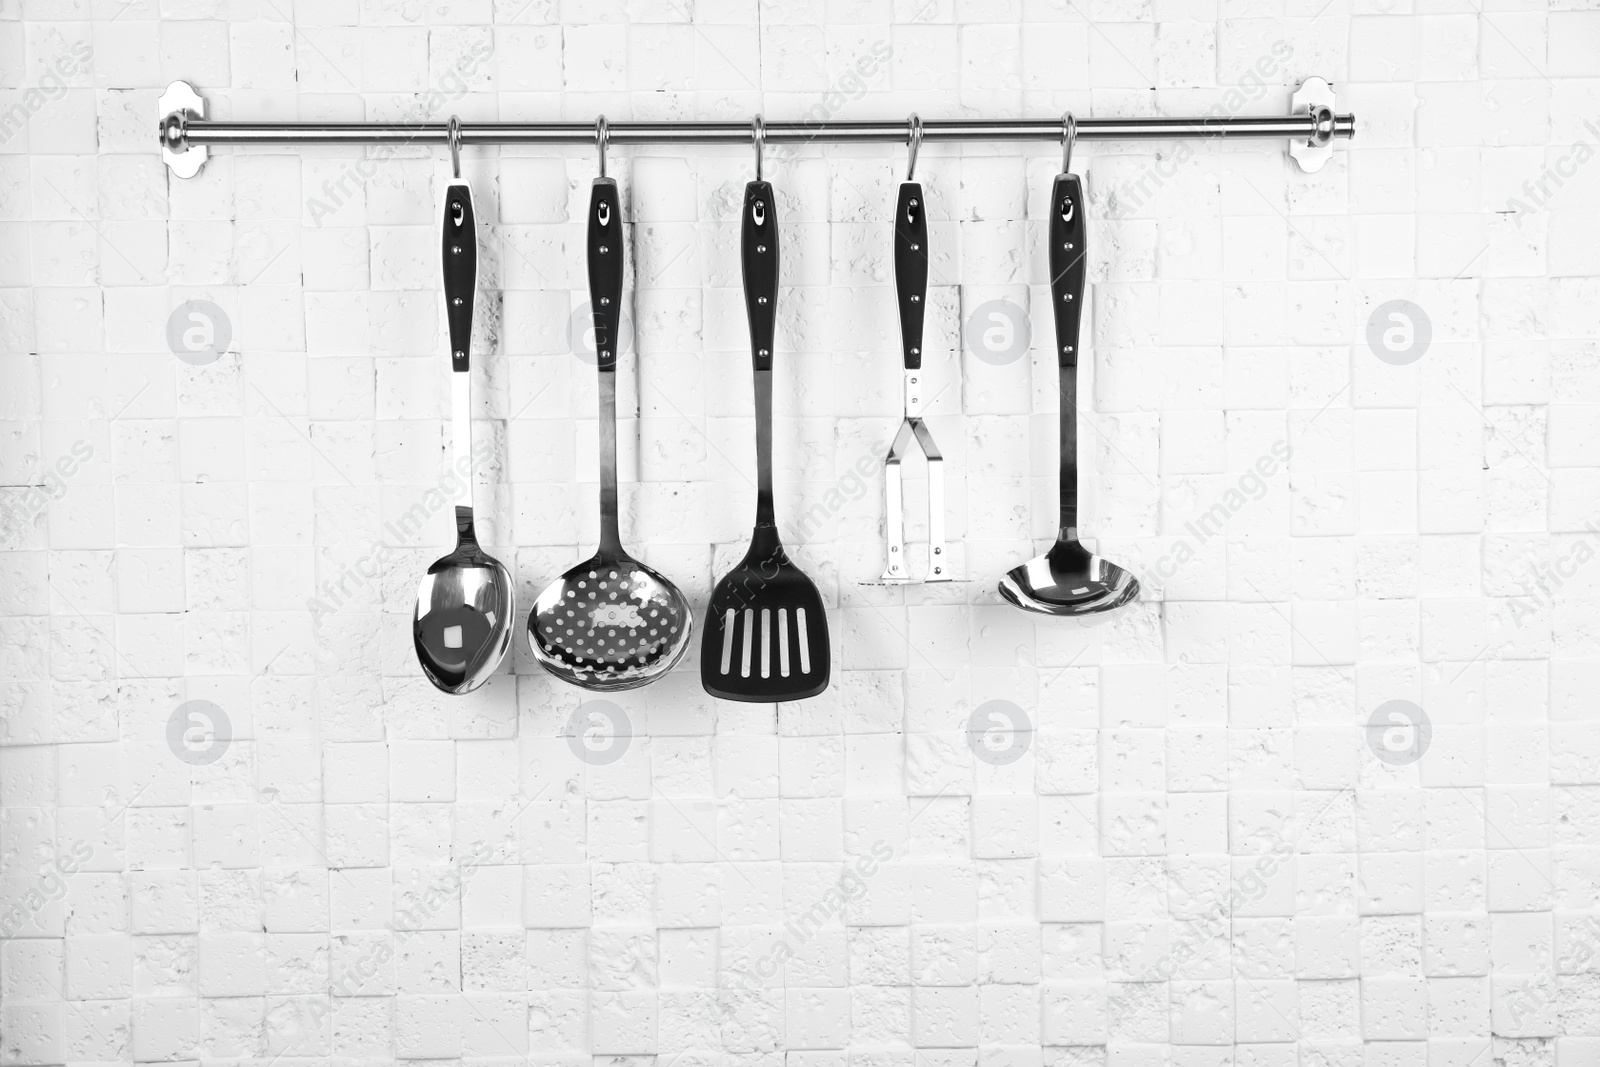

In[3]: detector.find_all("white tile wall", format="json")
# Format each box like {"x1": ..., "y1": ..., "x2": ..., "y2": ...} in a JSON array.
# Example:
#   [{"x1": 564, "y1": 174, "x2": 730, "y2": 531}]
[{"x1": 2, "y1": 1, "x2": 1600, "y2": 1064}]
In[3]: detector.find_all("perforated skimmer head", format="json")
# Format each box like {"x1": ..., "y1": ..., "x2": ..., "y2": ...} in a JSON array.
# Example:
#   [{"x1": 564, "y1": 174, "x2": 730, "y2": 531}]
[{"x1": 529, "y1": 555, "x2": 693, "y2": 691}]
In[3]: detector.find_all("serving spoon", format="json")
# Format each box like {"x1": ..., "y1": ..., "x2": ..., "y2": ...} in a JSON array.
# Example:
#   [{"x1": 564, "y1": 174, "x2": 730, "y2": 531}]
[{"x1": 413, "y1": 147, "x2": 516, "y2": 693}]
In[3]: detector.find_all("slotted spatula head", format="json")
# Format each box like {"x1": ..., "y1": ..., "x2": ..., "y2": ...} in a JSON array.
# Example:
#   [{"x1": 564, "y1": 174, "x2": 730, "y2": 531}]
[{"x1": 701, "y1": 525, "x2": 830, "y2": 702}]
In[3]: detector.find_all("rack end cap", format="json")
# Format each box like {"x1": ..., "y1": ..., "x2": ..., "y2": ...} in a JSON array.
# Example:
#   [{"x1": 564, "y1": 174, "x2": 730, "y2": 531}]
[
  {"x1": 158, "y1": 81, "x2": 208, "y2": 179},
  {"x1": 159, "y1": 112, "x2": 186, "y2": 152},
  {"x1": 1289, "y1": 77, "x2": 1340, "y2": 173}
]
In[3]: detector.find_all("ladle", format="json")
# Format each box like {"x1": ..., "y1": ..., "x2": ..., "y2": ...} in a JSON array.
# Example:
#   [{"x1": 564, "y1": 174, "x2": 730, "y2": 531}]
[
  {"x1": 999, "y1": 117, "x2": 1139, "y2": 618},
  {"x1": 528, "y1": 119, "x2": 693, "y2": 691}
]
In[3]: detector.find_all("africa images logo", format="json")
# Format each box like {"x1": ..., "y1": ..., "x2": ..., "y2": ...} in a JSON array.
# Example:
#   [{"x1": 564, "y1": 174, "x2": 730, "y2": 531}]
[
  {"x1": 1365, "y1": 700, "x2": 1431, "y2": 766},
  {"x1": 166, "y1": 300, "x2": 232, "y2": 365},
  {"x1": 1365, "y1": 299, "x2": 1431, "y2": 366},
  {"x1": 965, "y1": 299, "x2": 1031, "y2": 366},
  {"x1": 0, "y1": 41, "x2": 93, "y2": 146},
  {"x1": 167, "y1": 700, "x2": 232, "y2": 766},
  {"x1": 967, "y1": 700, "x2": 1033, "y2": 765},
  {"x1": 564, "y1": 700, "x2": 633, "y2": 766}
]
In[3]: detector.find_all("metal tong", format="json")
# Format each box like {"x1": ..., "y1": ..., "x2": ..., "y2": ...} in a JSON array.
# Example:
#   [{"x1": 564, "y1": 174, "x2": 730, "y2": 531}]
[{"x1": 882, "y1": 116, "x2": 949, "y2": 583}]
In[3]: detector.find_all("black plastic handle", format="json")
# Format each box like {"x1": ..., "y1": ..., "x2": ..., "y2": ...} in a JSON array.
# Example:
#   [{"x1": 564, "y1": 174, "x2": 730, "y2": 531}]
[
  {"x1": 742, "y1": 181, "x2": 778, "y2": 373},
  {"x1": 894, "y1": 181, "x2": 928, "y2": 371},
  {"x1": 1050, "y1": 173, "x2": 1087, "y2": 533},
  {"x1": 441, "y1": 182, "x2": 476, "y2": 374},
  {"x1": 1049, "y1": 173, "x2": 1087, "y2": 370},
  {"x1": 588, "y1": 178, "x2": 624, "y2": 374}
]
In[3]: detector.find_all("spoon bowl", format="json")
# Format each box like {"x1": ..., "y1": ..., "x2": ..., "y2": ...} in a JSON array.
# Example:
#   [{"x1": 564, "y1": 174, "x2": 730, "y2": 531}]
[
  {"x1": 999, "y1": 533, "x2": 1139, "y2": 618},
  {"x1": 415, "y1": 520, "x2": 516, "y2": 693}
]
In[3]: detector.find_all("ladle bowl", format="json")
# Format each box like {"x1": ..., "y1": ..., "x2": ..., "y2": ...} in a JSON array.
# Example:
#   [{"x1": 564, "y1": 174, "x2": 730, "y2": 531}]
[
  {"x1": 999, "y1": 532, "x2": 1139, "y2": 618},
  {"x1": 529, "y1": 549, "x2": 692, "y2": 691}
]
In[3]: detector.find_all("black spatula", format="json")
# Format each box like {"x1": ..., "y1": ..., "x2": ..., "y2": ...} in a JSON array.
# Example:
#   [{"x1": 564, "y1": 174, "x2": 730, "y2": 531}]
[{"x1": 700, "y1": 181, "x2": 830, "y2": 701}]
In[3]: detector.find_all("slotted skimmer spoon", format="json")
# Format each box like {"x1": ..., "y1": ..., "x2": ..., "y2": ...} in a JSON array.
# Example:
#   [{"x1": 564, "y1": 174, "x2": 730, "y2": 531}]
[
  {"x1": 529, "y1": 136, "x2": 693, "y2": 691},
  {"x1": 701, "y1": 132, "x2": 831, "y2": 702},
  {"x1": 882, "y1": 118, "x2": 949, "y2": 584},
  {"x1": 999, "y1": 125, "x2": 1140, "y2": 618},
  {"x1": 413, "y1": 155, "x2": 517, "y2": 693}
]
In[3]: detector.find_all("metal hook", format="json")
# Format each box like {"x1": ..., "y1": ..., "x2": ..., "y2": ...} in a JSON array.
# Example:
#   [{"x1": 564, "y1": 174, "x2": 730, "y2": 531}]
[
  {"x1": 752, "y1": 114, "x2": 764, "y2": 182},
  {"x1": 596, "y1": 115, "x2": 609, "y2": 178},
  {"x1": 447, "y1": 115, "x2": 462, "y2": 179},
  {"x1": 906, "y1": 113, "x2": 922, "y2": 182},
  {"x1": 1061, "y1": 112, "x2": 1076, "y2": 175}
]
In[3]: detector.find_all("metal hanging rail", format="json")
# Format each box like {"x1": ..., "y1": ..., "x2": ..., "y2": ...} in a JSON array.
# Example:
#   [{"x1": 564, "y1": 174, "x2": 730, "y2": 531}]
[{"x1": 157, "y1": 79, "x2": 1354, "y2": 179}]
